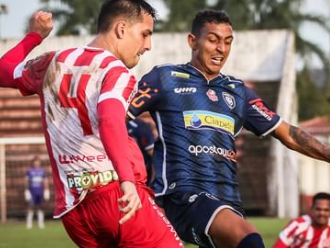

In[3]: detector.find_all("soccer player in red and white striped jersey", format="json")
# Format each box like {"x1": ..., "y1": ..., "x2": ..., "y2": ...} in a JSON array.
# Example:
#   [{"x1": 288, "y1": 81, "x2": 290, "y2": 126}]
[
  {"x1": 272, "y1": 192, "x2": 330, "y2": 248},
  {"x1": 0, "y1": 1, "x2": 183, "y2": 247}
]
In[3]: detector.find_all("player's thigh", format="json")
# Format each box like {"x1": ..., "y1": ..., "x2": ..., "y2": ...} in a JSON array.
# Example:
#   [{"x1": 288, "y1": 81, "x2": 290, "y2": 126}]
[
  {"x1": 61, "y1": 184, "x2": 121, "y2": 248},
  {"x1": 61, "y1": 207, "x2": 101, "y2": 248},
  {"x1": 162, "y1": 192, "x2": 250, "y2": 247},
  {"x1": 119, "y1": 185, "x2": 182, "y2": 248},
  {"x1": 209, "y1": 208, "x2": 257, "y2": 248}
]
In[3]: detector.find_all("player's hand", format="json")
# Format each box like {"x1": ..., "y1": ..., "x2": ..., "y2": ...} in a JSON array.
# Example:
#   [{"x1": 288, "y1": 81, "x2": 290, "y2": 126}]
[
  {"x1": 29, "y1": 11, "x2": 53, "y2": 39},
  {"x1": 118, "y1": 181, "x2": 142, "y2": 224},
  {"x1": 44, "y1": 188, "x2": 50, "y2": 201},
  {"x1": 24, "y1": 189, "x2": 31, "y2": 202}
]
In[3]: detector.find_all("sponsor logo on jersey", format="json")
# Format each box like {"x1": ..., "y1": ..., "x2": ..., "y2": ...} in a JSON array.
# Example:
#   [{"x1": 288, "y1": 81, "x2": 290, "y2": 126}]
[
  {"x1": 174, "y1": 87, "x2": 197, "y2": 94},
  {"x1": 58, "y1": 154, "x2": 109, "y2": 164},
  {"x1": 222, "y1": 92, "x2": 236, "y2": 109},
  {"x1": 206, "y1": 89, "x2": 218, "y2": 101},
  {"x1": 171, "y1": 71, "x2": 190, "y2": 79},
  {"x1": 131, "y1": 86, "x2": 158, "y2": 108},
  {"x1": 191, "y1": 227, "x2": 202, "y2": 246},
  {"x1": 148, "y1": 196, "x2": 182, "y2": 245},
  {"x1": 67, "y1": 170, "x2": 118, "y2": 190},
  {"x1": 183, "y1": 110, "x2": 235, "y2": 135},
  {"x1": 188, "y1": 145, "x2": 236, "y2": 162},
  {"x1": 249, "y1": 99, "x2": 275, "y2": 121}
]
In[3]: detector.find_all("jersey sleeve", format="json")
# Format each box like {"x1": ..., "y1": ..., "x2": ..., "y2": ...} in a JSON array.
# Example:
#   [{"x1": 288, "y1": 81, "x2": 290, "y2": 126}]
[
  {"x1": 98, "y1": 64, "x2": 136, "y2": 111},
  {"x1": 141, "y1": 121, "x2": 155, "y2": 151},
  {"x1": 243, "y1": 86, "x2": 282, "y2": 137},
  {"x1": 97, "y1": 65, "x2": 138, "y2": 183},
  {"x1": 0, "y1": 32, "x2": 52, "y2": 96},
  {"x1": 274, "y1": 218, "x2": 300, "y2": 247},
  {"x1": 127, "y1": 66, "x2": 162, "y2": 119}
]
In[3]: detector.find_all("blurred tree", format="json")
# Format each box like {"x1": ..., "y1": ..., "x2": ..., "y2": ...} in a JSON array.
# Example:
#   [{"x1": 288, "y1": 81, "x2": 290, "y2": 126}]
[
  {"x1": 160, "y1": 0, "x2": 208, "y2": 32},
  {"x1": 297, "y1": 67, "x2": 330, "y2": 120},
  {"x1": 40, "y1": 0, "x2": 104, "y2": 35},
  {"x1": 213, "y1": 0, "x2": 330, "y2": 120}
]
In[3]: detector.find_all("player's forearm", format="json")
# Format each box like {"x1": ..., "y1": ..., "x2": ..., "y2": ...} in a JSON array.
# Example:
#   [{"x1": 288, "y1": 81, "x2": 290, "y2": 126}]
[
  {"x1": 98, "y1": 99, "x2": 135, "y2": 183},
  {"x1": 288, "y1": 125, "x2": 330, "y2": 162},
  {"x1": 0, "y1": 32, "x2": 43, "y2": 87}
]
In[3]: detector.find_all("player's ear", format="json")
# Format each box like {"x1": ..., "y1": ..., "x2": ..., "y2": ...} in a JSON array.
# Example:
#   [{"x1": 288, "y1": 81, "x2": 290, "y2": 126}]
[
  {"x1": 114, "y1": 21, "x2": 126, "y2": 39},
  {"x1": 188, "y1": 33, "x2": 197, "y2": 50}
]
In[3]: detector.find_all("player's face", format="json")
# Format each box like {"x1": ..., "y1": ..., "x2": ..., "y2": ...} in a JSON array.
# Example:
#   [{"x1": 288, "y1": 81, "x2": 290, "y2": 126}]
[
  {"x1": 120, "y1": 12, "x2": 154, "y2": 69},
  {"x1": 311, "y1": 199, "x2": 330, "y2": 228},
  {"x1": 189, "y1": 22, "x2": 233, "y2": 80},
  {"x1": 33, "y1": 159, "x2": 41, "y2": 168}
]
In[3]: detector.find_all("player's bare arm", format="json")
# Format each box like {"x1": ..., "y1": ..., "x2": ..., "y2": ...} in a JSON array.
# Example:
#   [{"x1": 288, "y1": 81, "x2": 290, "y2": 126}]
[
  {"x1": 29, "y1": 11, "x2": 53, "y2": 38},
  {"x1": 272, "y1": 121, "x2": 330, "y2": 162}
]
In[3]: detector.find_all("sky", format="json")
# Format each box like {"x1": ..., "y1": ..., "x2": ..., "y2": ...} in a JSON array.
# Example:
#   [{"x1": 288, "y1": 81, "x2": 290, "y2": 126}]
[{"x1": 0, "y1": 0, "x2": 329, "y2": 67}]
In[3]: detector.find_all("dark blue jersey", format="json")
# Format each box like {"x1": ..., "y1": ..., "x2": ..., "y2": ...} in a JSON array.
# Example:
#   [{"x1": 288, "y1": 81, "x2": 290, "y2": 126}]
[
  {"x1": 127, "y1": 118, "x2": 155, "y2": 184},
  {"x1": 128, "y1": 63, "x2": 281, "y2": 205}
]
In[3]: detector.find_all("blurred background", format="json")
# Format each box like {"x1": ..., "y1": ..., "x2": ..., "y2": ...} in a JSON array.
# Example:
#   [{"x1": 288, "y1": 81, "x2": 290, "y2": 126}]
[{"x1": 0, "y1": 0, "x2": 329, "y2": 247}]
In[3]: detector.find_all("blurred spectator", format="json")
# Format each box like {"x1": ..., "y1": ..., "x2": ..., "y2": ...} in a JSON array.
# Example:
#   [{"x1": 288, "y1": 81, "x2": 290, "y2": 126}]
[
  {"x1": 25, "y1": 156, "x2": 50, "y2": 229},
  {"x1": 271, "y1": 192, "x2": 330, "y2": 248}
]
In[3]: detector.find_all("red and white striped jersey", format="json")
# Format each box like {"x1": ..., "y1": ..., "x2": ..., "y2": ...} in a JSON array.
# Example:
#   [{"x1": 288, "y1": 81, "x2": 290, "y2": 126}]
[
  {"x1": 272, "y1": 215, "x2": 330, "y2": 248},
  {"x1": 5, "y1": 39, "x2": 147, "y2": 217}
]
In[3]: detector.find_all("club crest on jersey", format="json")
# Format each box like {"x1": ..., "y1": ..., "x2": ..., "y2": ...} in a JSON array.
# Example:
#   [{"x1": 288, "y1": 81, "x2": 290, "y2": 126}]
[
  {"x1": 222, "y1": 92, "x2": 236, "y2": 109},
  {"x1": 206, "y1": 89, "x2": 218, "y2": 101}
]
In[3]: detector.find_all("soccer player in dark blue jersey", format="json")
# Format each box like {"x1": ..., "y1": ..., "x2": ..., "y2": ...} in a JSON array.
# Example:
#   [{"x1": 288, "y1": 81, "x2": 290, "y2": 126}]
[
  {"x1": 127, "y1": 118, "x2": 155, "y2": 185},
  {"x1": 128, "y1": 9, "x2": 330, "y2": 248}
]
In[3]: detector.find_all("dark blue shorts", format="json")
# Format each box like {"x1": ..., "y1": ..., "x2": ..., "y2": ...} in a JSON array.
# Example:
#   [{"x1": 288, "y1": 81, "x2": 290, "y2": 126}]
[
  {"x1": 30, "y1": 192, "x2": 44, "y2": 206},
  {"x1": 160, "y1": 191, "x2": 245, "y2": 248}
]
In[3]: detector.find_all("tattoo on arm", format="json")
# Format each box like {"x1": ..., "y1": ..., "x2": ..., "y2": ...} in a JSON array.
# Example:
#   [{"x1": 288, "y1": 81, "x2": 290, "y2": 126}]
[
  {"x1": 289, "y1": 126, "x2": 311, "y2": 148},
  {"x1": 289, "y1": 125, "x2": 330, "y2": 161}
]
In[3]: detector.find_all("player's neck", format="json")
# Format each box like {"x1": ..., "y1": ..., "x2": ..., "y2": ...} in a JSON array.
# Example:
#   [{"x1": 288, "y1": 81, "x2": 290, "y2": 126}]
[{"x1": 88, "y1": 34, "x2": 117, "y2": 57}]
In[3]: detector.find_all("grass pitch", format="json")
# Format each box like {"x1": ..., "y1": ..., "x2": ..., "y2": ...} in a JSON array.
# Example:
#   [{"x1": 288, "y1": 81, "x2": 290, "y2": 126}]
[{"x1": 0, "y1": 217, "x2": 288, "y2": 248}]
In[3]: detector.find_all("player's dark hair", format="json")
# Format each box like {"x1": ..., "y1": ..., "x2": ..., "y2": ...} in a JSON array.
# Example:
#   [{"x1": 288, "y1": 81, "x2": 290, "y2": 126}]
[
  {"x1": 97, "y1": 0, "x2": 156, "y2": 33},
  {"x1": 191, "y1": 9, "x2": 232, "y2": 37},
  {"x1": 312, "y1": 192, "x2": 330, "y2": 206}
]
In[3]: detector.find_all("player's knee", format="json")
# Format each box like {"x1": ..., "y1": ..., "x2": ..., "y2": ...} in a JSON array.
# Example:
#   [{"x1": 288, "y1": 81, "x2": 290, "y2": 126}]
[{"x1": 236, "y1": 233, "x2": 265, "y2": 248}]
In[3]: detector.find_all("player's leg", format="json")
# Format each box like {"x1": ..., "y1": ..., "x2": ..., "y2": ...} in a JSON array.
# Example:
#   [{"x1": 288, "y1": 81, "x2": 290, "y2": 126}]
[
  {"x1": 26, "y1": 207, "x2": 34, "y2": 229},
  {"x1": 61, "y1": 203, "x2": 117, "y2": 248},
  {"x1": 208, "y1": 208, "x2": 264, "y2": 248},
  {"x1": 37, "y1": 208, "x2": 45, "y2": 229},
  {"x1": 26, "y1": 193, "x2": 38, "y2": 229},
  {"x1": 35, "y1": 193, "x2": 45, "y2": 229},
  {"x1": 119, "y1": 184, "x2": 183, "y2": 248},
  {"x1": 61, "y1": 183, "x2": 121, "y2": 248},
  {"x1": 162, "y1": 191, "x2": 265, "y2": 248}
]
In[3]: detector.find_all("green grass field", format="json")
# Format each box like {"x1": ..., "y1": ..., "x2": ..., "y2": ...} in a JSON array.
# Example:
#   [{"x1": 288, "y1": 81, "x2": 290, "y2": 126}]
[{"x1": 0, "y1": 217, "x2": 288, "y2": 248}]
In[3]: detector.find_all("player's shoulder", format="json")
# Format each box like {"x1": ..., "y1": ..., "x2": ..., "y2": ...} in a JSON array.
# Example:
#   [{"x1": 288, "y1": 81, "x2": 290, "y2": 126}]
[
  {"x1": 296, "y1": 215, "x2": 312, "y2": 224},
  {"x1": 152, "y1": 63, "x2": 188, "y2": 72},
  {"x1": 220, "y1": 73, "x2": 244, "y2": 85},
  {"x1": 149, "y1": 63, "x2": 192, "y2": 80}
]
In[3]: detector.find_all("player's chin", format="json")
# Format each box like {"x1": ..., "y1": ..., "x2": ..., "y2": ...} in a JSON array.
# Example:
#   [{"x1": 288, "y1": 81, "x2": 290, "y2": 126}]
[
  {"x1": 317, "y1": 217, "x2": 328, "y2": 225},
  {"x1": 127, "y1": 57, "x2": 140, "y2": 69},
  {"x1": 208, "y1": 64, "x2": 222, "y2": 73}
]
